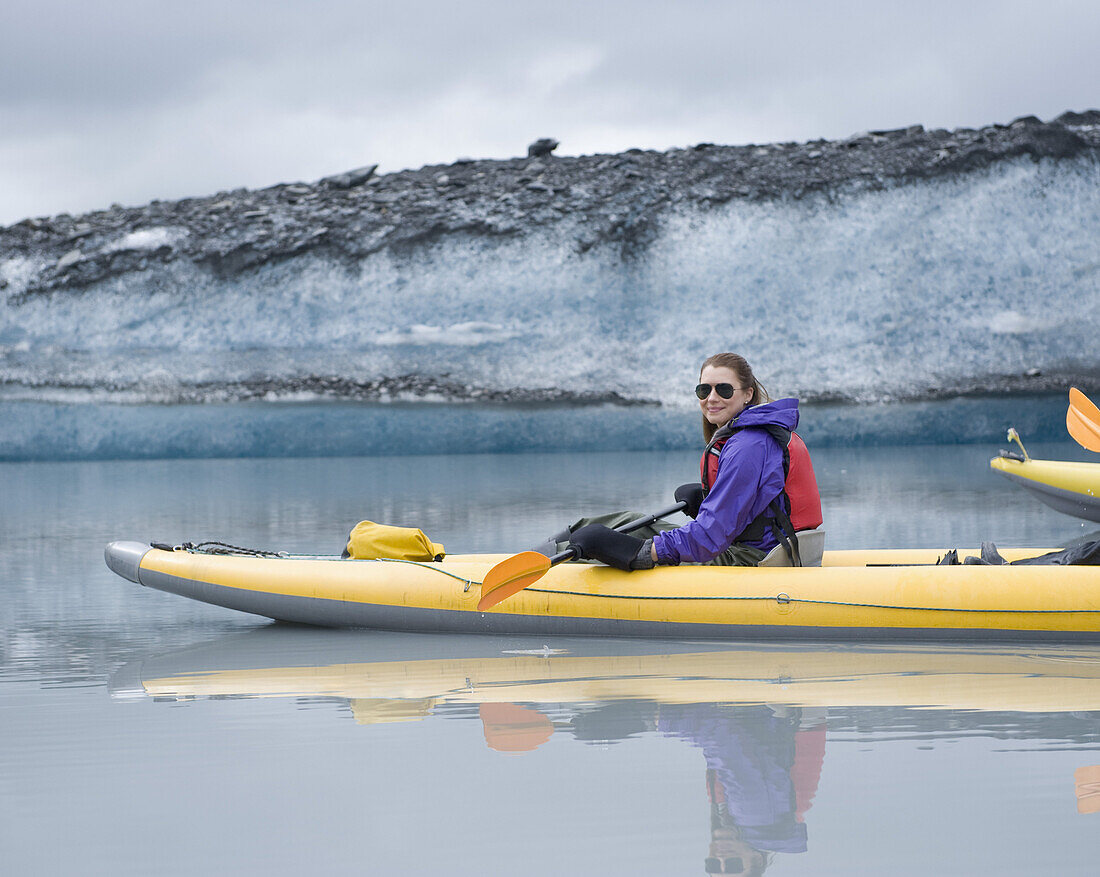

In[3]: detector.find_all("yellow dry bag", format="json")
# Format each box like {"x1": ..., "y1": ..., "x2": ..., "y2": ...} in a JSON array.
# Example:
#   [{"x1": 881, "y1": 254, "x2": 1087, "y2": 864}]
[{"x1": 343, "y1": 520, "x2": 445, "y2": 561}]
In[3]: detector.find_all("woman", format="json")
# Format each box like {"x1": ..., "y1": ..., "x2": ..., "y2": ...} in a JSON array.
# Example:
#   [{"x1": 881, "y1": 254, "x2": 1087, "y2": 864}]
[{"x1": 565, "y1": 352, "x2": 821, "y2": 570}]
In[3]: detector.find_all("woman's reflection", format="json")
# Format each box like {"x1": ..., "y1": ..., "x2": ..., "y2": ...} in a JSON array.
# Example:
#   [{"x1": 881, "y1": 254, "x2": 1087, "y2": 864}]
[{"x1": 567, "y1": 701, "x2": 826, "y2": 875}]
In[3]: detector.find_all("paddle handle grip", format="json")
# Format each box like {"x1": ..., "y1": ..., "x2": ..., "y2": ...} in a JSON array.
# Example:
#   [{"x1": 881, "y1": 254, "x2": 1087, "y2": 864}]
[{"x1": 547, "y1": 501, "x2": 688, "y2": 565}]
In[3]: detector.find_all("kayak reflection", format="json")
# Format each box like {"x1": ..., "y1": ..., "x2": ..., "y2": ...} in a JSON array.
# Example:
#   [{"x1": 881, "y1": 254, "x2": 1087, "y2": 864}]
[
  {"x1": 110, "y1": 627, "x2": 1100, "y2": 716},
  {"x1": 111, "y1": 628, "x2": 1100, "y2": 874}
]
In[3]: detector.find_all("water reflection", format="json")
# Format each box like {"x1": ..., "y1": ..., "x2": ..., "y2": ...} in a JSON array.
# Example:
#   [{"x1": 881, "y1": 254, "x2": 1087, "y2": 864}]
[
  {"x1": 112, "y1": 627, "x2": 1100, "y2": 716},
  {"x1": 110, "y1": 628, "x2": 1100, "y2": 873},
  {"x1": 479, "y1": 699, "x2": 822, "y2": 872},
  {"x1": 570, "y1": 700, "x2": 824, "y2": 873}
]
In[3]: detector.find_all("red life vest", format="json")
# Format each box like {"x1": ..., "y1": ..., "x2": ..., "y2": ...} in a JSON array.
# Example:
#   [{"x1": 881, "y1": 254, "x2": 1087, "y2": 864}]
[{"x1": 700, "y1": 425, "x2": 823, "y2": 534}]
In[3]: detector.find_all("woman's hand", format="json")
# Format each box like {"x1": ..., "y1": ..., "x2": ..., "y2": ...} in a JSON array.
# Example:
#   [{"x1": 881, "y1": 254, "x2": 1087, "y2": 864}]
[
  {"x1": 569, "y1": 524, "x2": 654, "y2": 571},
  {"x1": 674, "y1": 482, "x2": 705, "y2": 518}
]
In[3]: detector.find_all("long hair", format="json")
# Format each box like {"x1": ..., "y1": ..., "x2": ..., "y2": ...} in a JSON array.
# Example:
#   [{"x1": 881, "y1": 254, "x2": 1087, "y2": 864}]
[{"x1": 699, "y1": 353, "x2": 770, "y2": 443}]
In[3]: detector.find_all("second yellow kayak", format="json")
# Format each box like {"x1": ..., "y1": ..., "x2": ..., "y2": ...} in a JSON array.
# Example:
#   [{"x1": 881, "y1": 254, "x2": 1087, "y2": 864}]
[{"x1": 990, "y1": 454, "x2": 1100, "y2": 523}]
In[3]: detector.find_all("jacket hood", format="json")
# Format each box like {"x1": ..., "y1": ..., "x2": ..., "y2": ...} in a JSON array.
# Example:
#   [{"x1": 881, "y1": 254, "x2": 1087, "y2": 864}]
[{"x1": 719, "y1": 397, "x2": 800, "y2": 434}]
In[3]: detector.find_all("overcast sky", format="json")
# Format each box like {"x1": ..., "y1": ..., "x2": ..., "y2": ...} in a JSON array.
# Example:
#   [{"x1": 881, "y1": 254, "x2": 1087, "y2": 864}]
[{"x1": 1, "y1": 0, "x2": 1097, "y2": 225}]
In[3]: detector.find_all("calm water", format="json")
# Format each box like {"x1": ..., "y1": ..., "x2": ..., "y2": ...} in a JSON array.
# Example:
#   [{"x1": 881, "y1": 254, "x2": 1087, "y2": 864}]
[{"x1": 3, "y1": 441, "x2": 1100, "y2": 875}]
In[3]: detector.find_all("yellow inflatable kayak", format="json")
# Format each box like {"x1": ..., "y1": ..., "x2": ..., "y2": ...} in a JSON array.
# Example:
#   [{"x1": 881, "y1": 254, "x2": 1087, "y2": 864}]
[
  {"x1": 990, "y1": 454, "x2": 1100, "y2": 523},
  {"x1": 105, "y1": 541, "x2": 1100, "y2": 641}
]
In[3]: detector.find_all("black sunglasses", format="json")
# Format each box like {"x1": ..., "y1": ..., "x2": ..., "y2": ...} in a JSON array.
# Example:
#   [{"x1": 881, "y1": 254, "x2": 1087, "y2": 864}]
[
  {"x1": 705, "y1": 856, "x2": 745, "y2": 874},
  {"x1": 695, "y1": 383, "x2": 746, "y2": 400}
]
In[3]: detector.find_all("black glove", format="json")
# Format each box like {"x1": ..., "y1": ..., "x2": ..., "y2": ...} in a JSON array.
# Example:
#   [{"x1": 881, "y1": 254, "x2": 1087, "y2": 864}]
[
  {"x1": 674, "y1": 482, "x2": 705, "y2": 518},
  {"x1": 569, "y1": 524, "x2": 651, "y2": 571}
]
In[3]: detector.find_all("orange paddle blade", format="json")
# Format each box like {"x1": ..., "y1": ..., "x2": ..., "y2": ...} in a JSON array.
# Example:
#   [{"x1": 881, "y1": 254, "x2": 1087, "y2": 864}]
[
  {"x1": 1070, "y1": 387, "x2": 1100, "y2": 421},
  {"x1": 479, "y1": 703, "x2": 555, "y2": 752},
  {"x1": 1075, "y1": 765, "x2": 1100, "y2": 814},
  {"x1": 477, "y1": 551, "x2": 552, "y2": 611},
  {"x1": 1068, "y1": 388, "x2": 1100, "y2": 452}
]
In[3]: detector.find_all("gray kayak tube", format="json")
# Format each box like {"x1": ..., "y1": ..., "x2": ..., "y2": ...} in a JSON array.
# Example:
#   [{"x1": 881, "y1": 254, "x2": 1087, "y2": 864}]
[
  {"x1": 105, "y1": 541, "x2": 152, "y2": 585},
  {"x1": 994, "y1": 471, "x2": 1100, "y2": 524}
]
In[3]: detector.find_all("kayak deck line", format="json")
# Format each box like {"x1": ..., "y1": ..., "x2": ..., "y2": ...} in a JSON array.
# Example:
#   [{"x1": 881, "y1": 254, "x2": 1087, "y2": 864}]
[
  {"x1": 154, "y1": 570, "x2": 1100, "y2": 615},
  {"x1": 372, "y1": 557, "x2": 481, "y2": 590},
  {"x1": 520, "y1": 585, "x2": 1100, "y2": 613},
  {"x1": 161, "y1": 546, "x2": 486, "y2": 590},
  {"x1": 144, "y1": 569, "x2": 1100, "y2": 613}
]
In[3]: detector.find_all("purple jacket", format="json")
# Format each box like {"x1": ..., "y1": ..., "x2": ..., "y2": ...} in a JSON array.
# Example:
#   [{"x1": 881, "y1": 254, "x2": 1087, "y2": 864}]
[{"x1": 654, "y1": 398, "x2": 800, "y2": 564}]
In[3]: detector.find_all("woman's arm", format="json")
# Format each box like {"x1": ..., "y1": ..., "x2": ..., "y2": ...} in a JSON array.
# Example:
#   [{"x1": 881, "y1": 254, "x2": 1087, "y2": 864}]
[{"x1": 654, "y1": 434, "x2": 785, "y2": 564}]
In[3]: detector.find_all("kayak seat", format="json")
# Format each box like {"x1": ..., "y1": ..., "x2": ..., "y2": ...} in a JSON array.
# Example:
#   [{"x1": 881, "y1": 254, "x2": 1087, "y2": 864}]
[{"x1": 759, "y1": 529, "x2": 825, "y2": 568}]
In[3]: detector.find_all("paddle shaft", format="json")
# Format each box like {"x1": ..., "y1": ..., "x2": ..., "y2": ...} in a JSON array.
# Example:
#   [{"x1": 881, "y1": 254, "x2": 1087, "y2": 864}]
[
  {"x1": 547, "y1": 501, "x2": 687, "y2": 565},
  {"x1": 477, "y1": 500, "x2": 691, "y2": 611}
]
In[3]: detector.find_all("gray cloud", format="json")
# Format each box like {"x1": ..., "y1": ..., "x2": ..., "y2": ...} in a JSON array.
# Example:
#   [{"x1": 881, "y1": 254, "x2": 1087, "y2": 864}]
[{"x1": 1, "y1": 0, "x2": 1097, "y2": 224}]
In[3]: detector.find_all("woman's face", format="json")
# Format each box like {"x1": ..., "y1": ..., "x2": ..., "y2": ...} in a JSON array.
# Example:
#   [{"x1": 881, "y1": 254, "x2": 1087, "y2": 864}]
[{"x1": 698, "y1": 365, "x2": 754, "y2": 427}]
